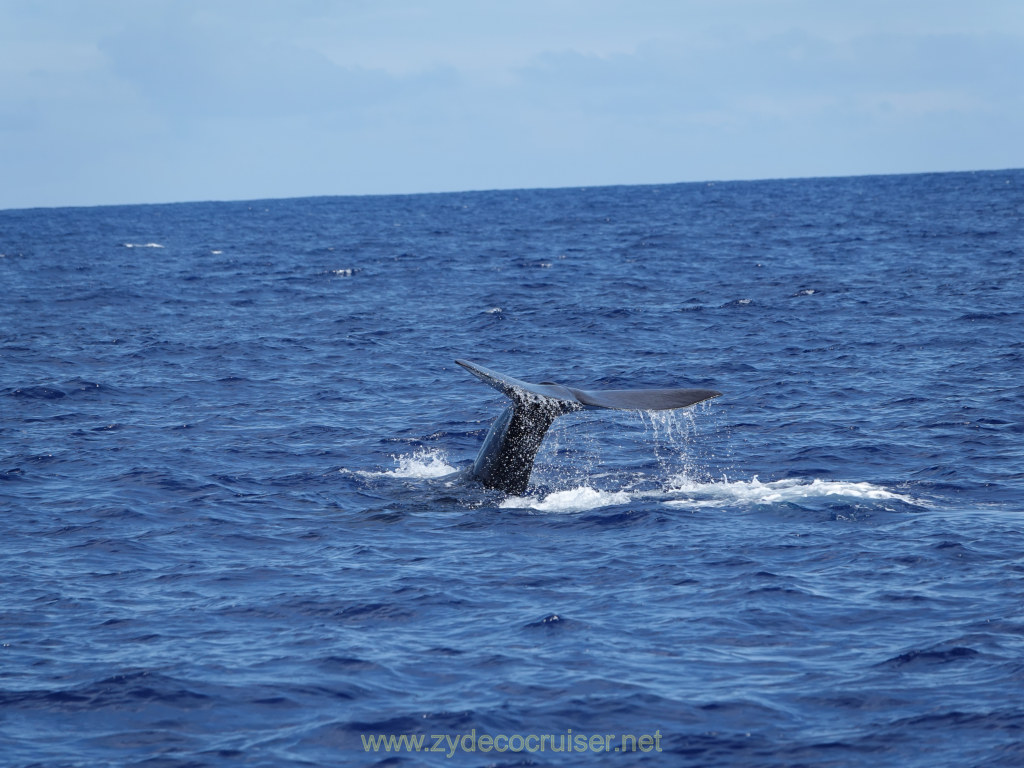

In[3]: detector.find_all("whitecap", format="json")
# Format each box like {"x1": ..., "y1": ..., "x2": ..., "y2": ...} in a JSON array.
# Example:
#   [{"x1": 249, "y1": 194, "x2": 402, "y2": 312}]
[{"x1": 123, "y1": 242, "x2": 164, "y2": 248}]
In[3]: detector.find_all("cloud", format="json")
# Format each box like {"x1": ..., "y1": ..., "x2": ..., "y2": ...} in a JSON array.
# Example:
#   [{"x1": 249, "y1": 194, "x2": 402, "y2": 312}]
[
  {"x1": 1, "y1": 1, "x2": 1022, "y2": 208},
  {"x1": 514, "y1": 29, "x2": 1024, "y2": 123},
  {"x1": 96, "y1": 12, "x2": 458, "y2": 121}
]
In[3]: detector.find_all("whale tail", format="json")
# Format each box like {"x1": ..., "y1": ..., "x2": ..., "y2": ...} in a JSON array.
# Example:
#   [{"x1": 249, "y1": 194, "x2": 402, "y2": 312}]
[{"x1": 457, "y1": 359, "x2": 721, "y2": 495}]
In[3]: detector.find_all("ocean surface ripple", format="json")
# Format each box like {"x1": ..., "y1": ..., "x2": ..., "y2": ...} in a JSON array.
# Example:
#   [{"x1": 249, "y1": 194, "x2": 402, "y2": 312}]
[{"x1": 2, "y1": 170, "x2": 1024, "y2": 766}]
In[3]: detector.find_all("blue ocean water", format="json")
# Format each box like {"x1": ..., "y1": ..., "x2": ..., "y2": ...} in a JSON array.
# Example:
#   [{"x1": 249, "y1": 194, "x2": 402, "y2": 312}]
[{"x1": 2, "y1": 170, "x2": 1023, "y2": 767}]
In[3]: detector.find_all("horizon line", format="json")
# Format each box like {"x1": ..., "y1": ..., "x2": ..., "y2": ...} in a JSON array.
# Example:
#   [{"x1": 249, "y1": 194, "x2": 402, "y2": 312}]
[{"x1": 2, "y1": 165, "x2": 1021, "y2": 215}]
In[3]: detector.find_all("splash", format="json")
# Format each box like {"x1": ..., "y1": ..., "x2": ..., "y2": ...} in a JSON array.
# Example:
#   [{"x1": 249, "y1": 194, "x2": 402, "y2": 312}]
[
  {"x1": 533, "y1": 405, "x2": 717, "y2": 491},
  {"x1": 634, "y1": 407, "x2": 707, "y2": 481},
  {"x1": 500, "y1": 486, "x2": 631, "y2": 513},
  {"x1": 355, "y1": 449, "x2": 458, "y2": 479}
]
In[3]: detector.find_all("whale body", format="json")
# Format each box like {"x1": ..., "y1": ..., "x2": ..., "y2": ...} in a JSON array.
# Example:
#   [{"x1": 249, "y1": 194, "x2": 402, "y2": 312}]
[{"x1": 457, "y1": 359, "x2": 721, "y2": 495}]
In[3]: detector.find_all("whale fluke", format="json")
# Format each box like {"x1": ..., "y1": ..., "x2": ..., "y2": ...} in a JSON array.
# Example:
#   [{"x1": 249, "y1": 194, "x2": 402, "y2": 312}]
[{"x1": 457, "y1": 359, "x2": 721, "y2": 495}]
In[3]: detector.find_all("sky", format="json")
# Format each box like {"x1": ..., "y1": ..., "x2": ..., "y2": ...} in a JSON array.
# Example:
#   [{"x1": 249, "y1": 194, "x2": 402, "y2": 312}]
[{"x1": 1, "y1": 0, "x2": 1023, "y2": 209}]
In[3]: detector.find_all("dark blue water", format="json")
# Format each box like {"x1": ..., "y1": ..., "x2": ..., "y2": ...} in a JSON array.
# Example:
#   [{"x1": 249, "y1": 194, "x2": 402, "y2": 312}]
[{"x1": 2, "y1": 170, "x2": 1023, "y2": 767}]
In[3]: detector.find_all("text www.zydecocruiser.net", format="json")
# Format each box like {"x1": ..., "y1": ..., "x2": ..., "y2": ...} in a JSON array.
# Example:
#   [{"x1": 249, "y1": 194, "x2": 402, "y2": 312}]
[{"x1": 361, "y1": 729, "x2": 664, "y2": 758}]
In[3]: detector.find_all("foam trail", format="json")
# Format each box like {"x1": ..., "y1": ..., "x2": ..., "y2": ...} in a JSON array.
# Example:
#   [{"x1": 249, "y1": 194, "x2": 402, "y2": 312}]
[
  {"x1": 664, "y1": 475, "x2": 915, "y2": 508},
  {"x1": 500, "y1": 476, "x2": 914, "y2": 514}
]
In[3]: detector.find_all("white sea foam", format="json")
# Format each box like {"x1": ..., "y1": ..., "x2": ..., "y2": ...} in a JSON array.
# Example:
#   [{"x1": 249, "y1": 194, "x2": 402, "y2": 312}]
[
  {"x1": 355, "y1": 449, "x2": 458, "y2": 479},
  {"x1": 663, "y1": 475, "x2": 914, "y2": 508},
  {"x1": 501, "y1": 486, "x2": 631, "y2": 513},
  {"x1": 499, "y1": 476, "x2": 913, "y2": 514},
  {"x1": 123, "y1": 242, "x2": 164, "y2": 248},
  {"x1": 353, "y1": 436, "x2": 911, "y2": 513}
]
